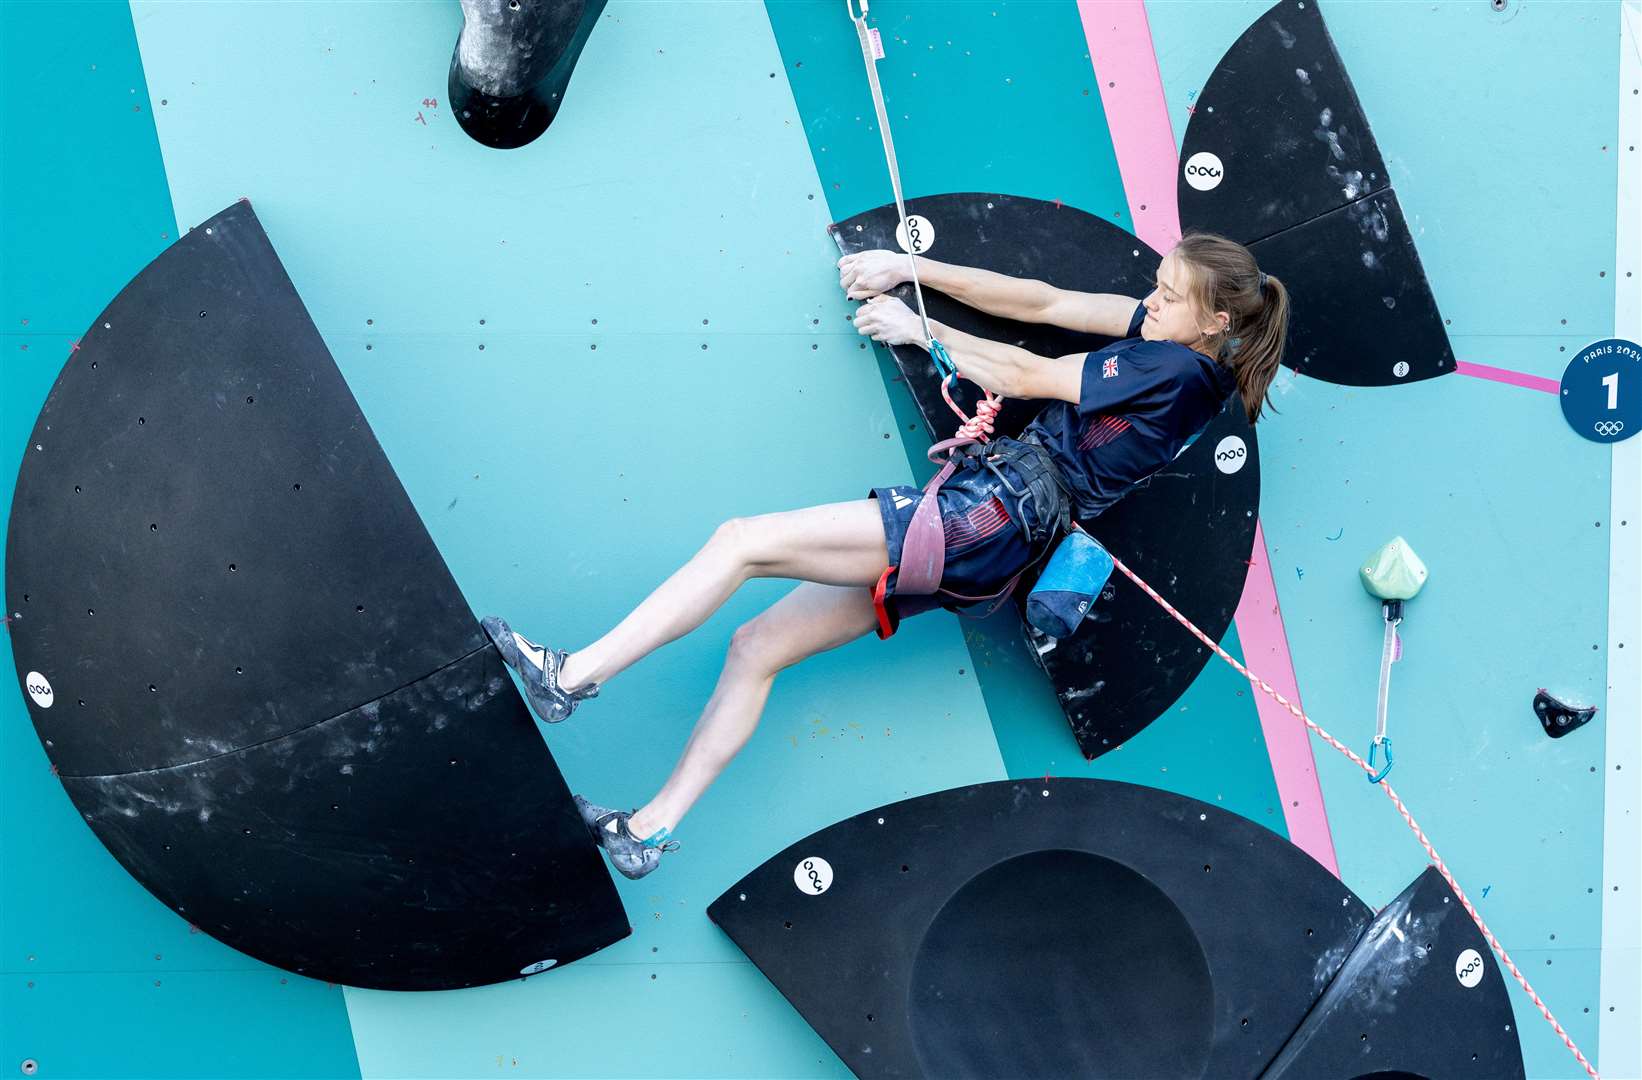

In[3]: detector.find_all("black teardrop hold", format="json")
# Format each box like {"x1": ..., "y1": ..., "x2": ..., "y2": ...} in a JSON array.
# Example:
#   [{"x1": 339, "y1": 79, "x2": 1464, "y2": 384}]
[
  {"x1": 1533, "y1": 688, "x2": 1597, "y2": 739},
  {"x1": 448, "y1": 0, "x2": 608, "y2": 150}
]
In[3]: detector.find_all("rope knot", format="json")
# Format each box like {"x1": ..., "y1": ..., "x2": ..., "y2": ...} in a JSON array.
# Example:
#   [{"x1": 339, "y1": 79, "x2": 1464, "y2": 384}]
[{"x1": 955, "y1": 393, "x2": 1002, "y2": 442}]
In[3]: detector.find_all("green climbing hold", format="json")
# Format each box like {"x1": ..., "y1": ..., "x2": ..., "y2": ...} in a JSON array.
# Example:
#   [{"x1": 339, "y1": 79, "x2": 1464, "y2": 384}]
[{"x1": 1360, "y1": 536, "x2": 1428, "y2": 601}]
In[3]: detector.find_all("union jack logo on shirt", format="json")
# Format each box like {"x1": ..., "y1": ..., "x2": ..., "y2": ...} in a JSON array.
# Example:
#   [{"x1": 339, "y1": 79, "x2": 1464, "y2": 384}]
[{"x1": 1101, "y1": 356, "x2": 1120, "y2": 379}]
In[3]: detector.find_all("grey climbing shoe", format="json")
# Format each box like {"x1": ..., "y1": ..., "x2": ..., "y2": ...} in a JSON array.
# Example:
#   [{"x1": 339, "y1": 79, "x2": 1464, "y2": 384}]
[
  {"x1": 573, "y1": 795, "x2": 679, "y2": 881},
  {"x1": 482, "y1": 615, "x2": 598, "y2": 723}
]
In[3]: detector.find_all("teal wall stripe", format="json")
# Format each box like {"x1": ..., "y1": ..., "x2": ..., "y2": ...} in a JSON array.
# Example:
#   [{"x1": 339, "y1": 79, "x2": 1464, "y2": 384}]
[
  {"x1": 0, "y1": 4, "x2": 363, "y2": 1078},
  {"x1": 765, "y1": 0, "x2": 1287, "y2": 829}
]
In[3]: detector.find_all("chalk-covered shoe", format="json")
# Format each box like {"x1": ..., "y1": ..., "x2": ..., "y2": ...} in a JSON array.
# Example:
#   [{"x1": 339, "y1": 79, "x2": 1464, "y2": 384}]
[
  {"x1": 482, "y1": 615, "x2": 598, "y2": 723},
  {"x1": 573, "y1": 795, "x2": 679, "y2": 880}
]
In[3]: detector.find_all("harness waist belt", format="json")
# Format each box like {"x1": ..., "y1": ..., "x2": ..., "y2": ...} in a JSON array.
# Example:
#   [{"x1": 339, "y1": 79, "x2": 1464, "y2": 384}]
[{"x1": 976, "y1": 436, "x2": 1074, "y2": 545}]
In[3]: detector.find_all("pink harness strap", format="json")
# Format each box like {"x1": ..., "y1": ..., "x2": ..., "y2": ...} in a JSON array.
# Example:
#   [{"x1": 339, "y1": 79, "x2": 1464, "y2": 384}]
[
  {"x1": 892, "y1": 442, "x2": 966, "y2": 595},
  {"x1": 894, "y1": 387, "x2": 1004, "y2": 596}
]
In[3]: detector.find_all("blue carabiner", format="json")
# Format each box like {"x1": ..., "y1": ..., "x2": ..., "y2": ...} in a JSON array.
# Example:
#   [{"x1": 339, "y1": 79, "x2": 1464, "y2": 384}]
[
  {"x1": 1367, "y1": 735, "x2": 1394, "y2": 783},
  {"x1": 929, "y1": 337, "x2": 957, "y2": 380}
]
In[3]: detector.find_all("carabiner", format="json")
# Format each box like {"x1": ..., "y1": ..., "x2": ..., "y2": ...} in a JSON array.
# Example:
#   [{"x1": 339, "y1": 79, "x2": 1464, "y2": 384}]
[
  {"x1": 1366, "y1": 735, "x2": 1394, "y2": 783},
  {"x1": 929, "y1": 337, "x2": 957, "y2": 379}
]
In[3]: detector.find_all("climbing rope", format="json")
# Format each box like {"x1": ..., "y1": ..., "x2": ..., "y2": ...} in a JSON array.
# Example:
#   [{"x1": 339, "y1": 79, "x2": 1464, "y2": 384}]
[
  {"x1": 1107, "y1": 552, "x2": 1600, "y2": 1080},
  {"x1": 847, "y1": 0, "x2": 1002, "y2": 445}
]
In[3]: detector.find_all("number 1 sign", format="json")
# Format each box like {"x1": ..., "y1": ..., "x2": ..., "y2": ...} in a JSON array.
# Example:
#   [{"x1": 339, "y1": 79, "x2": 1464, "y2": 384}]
[{"x1": 1561, "y1": 338, "x2": 1640, "y2": 444}]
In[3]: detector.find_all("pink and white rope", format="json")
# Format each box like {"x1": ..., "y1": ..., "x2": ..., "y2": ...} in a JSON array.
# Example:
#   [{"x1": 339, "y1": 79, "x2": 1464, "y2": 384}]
[
  {"x1": 1108, "y1": 553, "x2": 1600, "y2": 1080},
  {"x1": 940, "y1": 375, "x2": 1002, "y2": 443}
]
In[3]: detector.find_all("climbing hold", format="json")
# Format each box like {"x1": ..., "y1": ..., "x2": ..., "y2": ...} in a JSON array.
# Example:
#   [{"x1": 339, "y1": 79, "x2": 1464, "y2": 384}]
[
  {"x1": 448, "y1": 0, "x2": 607, "y2": 150},
  {"x1": 1360, "y1": 535, "x2": 1427, "y2": 601},
  {"x1": 1360, "y1": 536, "x2": 1426, "y2": 781},
  {"x1": 1533, "y1": 689, "x2": 1597, "y2": 739}
]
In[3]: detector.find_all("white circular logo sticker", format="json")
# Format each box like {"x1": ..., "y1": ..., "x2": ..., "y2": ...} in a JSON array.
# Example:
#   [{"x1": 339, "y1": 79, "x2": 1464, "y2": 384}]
[
  {"x1": 25, "y1": 672, "x2": 54, "y2": 709},
  {"x1": 1183, "y1": 151, "x2": 1225, "y2": 192},
  {"x1": 1213, "y1": 435, "x2": 1248, "y2": 474},
  {"x1": 895, "y1": 215, "x2": 935, "y2": 254},
  {"x1": 1455, "y1": 948, "x2": 1485, "y2": 988},
  {"x1": 1392, "y1": 360, "x2": 1410, "y2": 379},
  {"x1": 794, "y1": 856, "x2": 833, "y2": 895},
  {"x1": 519, "y1": 958, "x2": 557, "y2": 975}
]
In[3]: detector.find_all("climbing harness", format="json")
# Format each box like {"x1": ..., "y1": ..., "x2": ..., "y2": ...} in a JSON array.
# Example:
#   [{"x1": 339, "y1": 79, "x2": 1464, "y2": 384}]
[{"x1": 869, "y1": 439, "x2": 1069, "y2": 639}]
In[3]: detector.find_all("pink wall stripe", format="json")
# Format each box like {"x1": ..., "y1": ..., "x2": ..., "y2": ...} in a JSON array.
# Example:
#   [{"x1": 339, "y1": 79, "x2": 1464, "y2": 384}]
[
  {"x1": 1078, "y1": 0, "x2": 1182, "y2": 252},
  {"x1": 1232, "y1": 524, "x2": 1339, "y2": 874},
  {"x1": 1455, "y1": 359, "x2": 1562, "y2": 395},
  {"x1": 1080, "y1": 0, "x2": 1341, "y2": 875}
]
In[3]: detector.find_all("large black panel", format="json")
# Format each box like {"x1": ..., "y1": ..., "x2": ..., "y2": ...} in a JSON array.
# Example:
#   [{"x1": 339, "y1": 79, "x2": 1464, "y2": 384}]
[
  {"x1": 1260, "y1": 867, "x2": 1526, "y2": 1080},
  {"x1": 709, "y1": 779, "x2": 1372, "y2": 1079},
  {"x1": 1177, "y1": 0, "x2": 1453, "y2": 388},
  {"x1": 1248, "y1": 190, "x2": 1453, "y2": 385},
  {"x1": 61, "y1": 648, "x2": 629, "y2": 991},
  {"x1": 6, "y1": 200, "x2": 628, "y2": 988},
  {"x1": 833, "y1": 194, "x2": 1258, "y2": 759},
  {"x1": 7, "y1": 200, "x2": 482, "y2": 777},
  {"x1": 1176, "y1": 0, "x2": 1388, "y2": 243}
]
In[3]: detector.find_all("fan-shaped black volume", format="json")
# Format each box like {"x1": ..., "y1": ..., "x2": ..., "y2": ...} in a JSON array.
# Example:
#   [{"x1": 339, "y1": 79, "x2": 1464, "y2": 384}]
[
  {"x1": 709, "y1": 779, "x2": 1373, "y2": 1079},
  {"x1": 833, "y1": 194, "x2": 1259, "y2": 759},
  {"x1": 1177, "y1": 0, "x2": 1453, "y2": 387},
  {"x1": 4, "y1": 200, "x2": 628, "y2": 989},
  {"x1": 1261, "y1": 867, "x2": 1527, "y2": 1080},
  {"x1": 710, "y1": 781, "x2": 1527, "y2": 1078}
]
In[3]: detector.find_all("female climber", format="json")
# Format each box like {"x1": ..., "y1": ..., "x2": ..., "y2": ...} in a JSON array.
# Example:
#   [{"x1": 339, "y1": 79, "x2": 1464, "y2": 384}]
[{"x1": 483, "y1": 231, "x2": 1289, "y2": 879}]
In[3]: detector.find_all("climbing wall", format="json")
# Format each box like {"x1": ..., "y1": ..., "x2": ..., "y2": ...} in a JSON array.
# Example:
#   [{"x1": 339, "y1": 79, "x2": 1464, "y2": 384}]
[
  {"x1": 2, "y1": 1, "x2": 1633, "y2": 1078},
  {"x1": 1145, "y1": 2, "x2": 1629, "y2": 1075}
]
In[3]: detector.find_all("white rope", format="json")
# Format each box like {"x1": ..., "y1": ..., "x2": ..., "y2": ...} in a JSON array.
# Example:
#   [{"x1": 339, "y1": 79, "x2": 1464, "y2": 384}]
[{"x1": 846, "y1": 0, "x2": 938, "y2": 351}]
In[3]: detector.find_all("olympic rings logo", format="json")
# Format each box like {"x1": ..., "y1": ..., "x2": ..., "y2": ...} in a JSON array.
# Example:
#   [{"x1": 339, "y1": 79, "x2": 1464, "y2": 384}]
[{"x1": 1594, "y1": 420, "x2": 1625, "y2": 436}]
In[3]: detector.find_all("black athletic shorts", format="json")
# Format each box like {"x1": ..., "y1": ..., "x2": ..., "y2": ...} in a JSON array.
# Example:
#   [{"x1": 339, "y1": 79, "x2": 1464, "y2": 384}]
[{"x1": 868, "y1": 455, "x2": 1052, "y2": 638}]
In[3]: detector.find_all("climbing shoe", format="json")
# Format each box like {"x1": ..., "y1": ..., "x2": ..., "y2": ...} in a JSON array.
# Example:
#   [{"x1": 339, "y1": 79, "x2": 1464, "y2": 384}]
[
  {"x1": 482, "y1": 615, "x2": 598, "y2": 723},
  {"x1": 573, "y1": 795, "x2": 679, "y2": 880}
]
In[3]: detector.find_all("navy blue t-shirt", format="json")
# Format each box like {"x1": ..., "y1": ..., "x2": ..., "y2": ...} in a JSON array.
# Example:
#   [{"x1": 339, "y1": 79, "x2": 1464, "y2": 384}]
[{"x1": 1020, "y1": 300, "x2": 1239, "y2": 519}]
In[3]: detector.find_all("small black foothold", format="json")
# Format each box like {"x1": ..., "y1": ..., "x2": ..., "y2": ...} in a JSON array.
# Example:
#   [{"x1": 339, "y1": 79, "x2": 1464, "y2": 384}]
[{"x1": 1533, "y1": 688, "x2": 1596, "y2": 738}]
